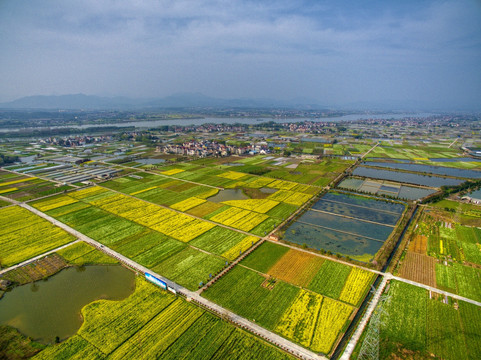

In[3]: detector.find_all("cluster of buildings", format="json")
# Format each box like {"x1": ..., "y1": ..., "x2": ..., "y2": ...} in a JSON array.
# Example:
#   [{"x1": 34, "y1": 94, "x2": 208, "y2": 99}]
[
  {"x1": 156, "y1": 140, "x2": 269, "y2": 157},
  {"x1": 41, "y1": 135, "x2": 113, "y2": 147}
]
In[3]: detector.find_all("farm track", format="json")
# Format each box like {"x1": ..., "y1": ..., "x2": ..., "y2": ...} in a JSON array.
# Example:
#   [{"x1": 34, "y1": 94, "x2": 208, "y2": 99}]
[
  {"x1": 20, "y1": 202, "x2": 325, "y2": 360},
  {"x1": 340, "y1": 276, "x2": 388, "y2": 360}
]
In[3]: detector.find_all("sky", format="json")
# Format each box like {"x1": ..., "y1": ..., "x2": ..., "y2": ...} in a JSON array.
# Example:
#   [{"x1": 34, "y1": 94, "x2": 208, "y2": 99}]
[{"x1": 1, "y1": 0, "x2": 480, "y2": 110}]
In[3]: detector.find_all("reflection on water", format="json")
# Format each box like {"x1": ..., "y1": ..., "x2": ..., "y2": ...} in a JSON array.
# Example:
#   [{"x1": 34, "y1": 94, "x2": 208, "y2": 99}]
[
  {"x1": 208, "y1": 188, "x2": 249, "y2": 202},
  {"x1": 0, "y1": 265, "x2": 135, "y2": 343}
]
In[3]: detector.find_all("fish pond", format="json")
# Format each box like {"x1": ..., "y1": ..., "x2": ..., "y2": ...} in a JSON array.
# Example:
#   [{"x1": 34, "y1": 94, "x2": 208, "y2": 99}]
[
  {"x1": 364, "y1": 161, "x2": 481, "y2": 179},
  {"x1": 352, "y1": 166, "x2": 463, "y2": 188},
  {"x1": 284, "y1": 192, "x2": 404, "y2": 262},
  {"x1": 338, "y1": 177, "x2": 437, "y2": 200},
  {"x1": 0, "y1": 265, "x2": 135, "y2": 343},
  {"x1": 208, "y1": 188, "x2": 250, "y2": 202}
]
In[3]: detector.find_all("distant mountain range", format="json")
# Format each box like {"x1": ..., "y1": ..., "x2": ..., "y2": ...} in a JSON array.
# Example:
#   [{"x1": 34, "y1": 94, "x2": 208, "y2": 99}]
[{"x1": 0, "y1": 93, "x2": 325, "y2": 110}]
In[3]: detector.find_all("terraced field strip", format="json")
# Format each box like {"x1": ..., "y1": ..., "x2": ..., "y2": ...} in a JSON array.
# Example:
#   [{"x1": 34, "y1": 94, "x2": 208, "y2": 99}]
[
  {"x1": 309, "y1": 208, "x2": 396, "y2": 227},
  {"x1": 20, "y1": 202, "x2": 323, "y2": 360}
]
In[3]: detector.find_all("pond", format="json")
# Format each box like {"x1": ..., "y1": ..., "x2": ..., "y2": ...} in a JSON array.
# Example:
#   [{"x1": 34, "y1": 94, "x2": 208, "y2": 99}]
[
  {"x1": 283, "y1": 192, "x2": 403, "y2": 262},
  {"x1": 430, "y1": 157, "x2": 481, "y2": 163},
  {"x1": 259, "y1": 187, "x2": 278, "y2": 194},
  {"x1": 352, "y1": 166, "x2": 463, "y2": 188},
  {"x1": 364, "y1": 161, "x2": 481, "y2": 179},
  {"x1": 284, "y1": 222, "x2": 383, "y2": 262},
  {"x1": 208, "y1": 188, "x2": 249, "y2": 202},
  {"x1": 468, "y1": 189, "x2": 481, "y2": 199},
  {"x1": 337, "y1": 177, "x2": 437, "y2": 200},
  {"x1": 0, "y1": 265, "x2": 135, "y2": 344}
]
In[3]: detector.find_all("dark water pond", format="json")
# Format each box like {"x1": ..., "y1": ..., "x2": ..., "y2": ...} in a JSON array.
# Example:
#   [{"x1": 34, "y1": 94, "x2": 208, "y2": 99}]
[
  {"x1": 364, "y1": 161, "x2": 481, "y2": 179},
  {"x1": 0, "y1": 265, "x2": 135, "y2": 343},
  {"x1": 353, "y1": 167, "x2": 463, "y2": 188},
  {"x1": 208, "y1": 188, "x2": 249, "y2": 202},
  {"x1": 430, "y1": 158, "x2": 481, "y2": 163}
]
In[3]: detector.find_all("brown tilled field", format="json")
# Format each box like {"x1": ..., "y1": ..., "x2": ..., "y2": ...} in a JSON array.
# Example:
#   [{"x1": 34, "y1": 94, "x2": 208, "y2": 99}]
[
  {"x1": 1, "y1": 254, "x2": 67, "y2": 285},
  {"x1": 267, "y1": 248, "x2": 325, "y2": 287},
  {"x1": 408, "y1": 234, "x2": 428, "y2": 254},
  {"x1": 398, "y1": 252, "x2": 436, "y2": 287}
]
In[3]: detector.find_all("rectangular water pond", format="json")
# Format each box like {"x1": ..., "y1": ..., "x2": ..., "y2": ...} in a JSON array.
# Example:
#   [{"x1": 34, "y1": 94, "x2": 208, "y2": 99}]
[
  {"x1": 364, "y1": 161, "x2": 481, "y2": 179},
  {"x1": 352, "y1": 167, "x2": 463, "y2": 188},
  {"x1": 321, "y1": 192, "x2": 405, "y2": 214},
  {"x1": 297, "y1": 211, "x2": 394, "y2": 241},
  {"x1": 284, "y1": 222, "x2": 383, "y2": 262},
  {"x1": 311, "y1": 200, "x2": 401, "y2": 226},
  {"x1": 337, "y1": 177, "x2": 437, "y2": 200},
  {"x1": 283, "y1": 191, "x2": 404, "y2": 261}
]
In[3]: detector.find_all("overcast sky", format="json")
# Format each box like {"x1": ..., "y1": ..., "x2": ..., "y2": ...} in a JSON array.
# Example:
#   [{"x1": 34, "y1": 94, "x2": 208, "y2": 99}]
[{"x1": 1, "y1": 0, "x2": 480, "y2": 110}]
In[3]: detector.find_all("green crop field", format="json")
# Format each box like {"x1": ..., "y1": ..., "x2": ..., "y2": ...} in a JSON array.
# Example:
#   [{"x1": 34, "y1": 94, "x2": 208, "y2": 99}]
[
  {"x1": 57, "y1": 242, "x2": 118, "y2": 265},
  {"x1": 307, "y1": 260, "x2": 352, "y2": 299},
  {"x1": 203, "y1": 262, "x2": 360, "y2": 355},
  {"x1": 378, "y1": 280, "x2": 481, "y2": 360},
  {"x1": 240, "y1": 241, "x2": 290, "y2": 273},
  {"x1": 152, "y1": 247, "x2": 225, "y2": 289},
  {"x1": 0, "y1": 170, "x2": 71, "y2": 201},
  {"x1": 189, "y1": 226, "x2": 247, "y2": 256},
  {"x1": 0, "y1": 206, "x2": 74, "y2": 268},
  {"x1": 203, "y1": 266, "x2": 300, "y2": 330}
]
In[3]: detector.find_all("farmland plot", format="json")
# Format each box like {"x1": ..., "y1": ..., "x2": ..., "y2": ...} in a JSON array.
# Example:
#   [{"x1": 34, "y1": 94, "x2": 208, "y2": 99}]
[
  {"x1": 267, "y1": 249, "x2": 324, "y2": 287},
  {"x1": 203, "y1": 266, "x2": 300, "y2": 329},
  {"x1": 0, "y1": 206, "x2": 74, "y2": 267},
  {"x1": 308, "y1": 260, "x2": 352, "y2": 299},
  {"x1": 398, "y1": 252, "x2": 436, "y2": 287},
  {"x1": 241, "y1": 241, "x2": 290, "y2": 273}
]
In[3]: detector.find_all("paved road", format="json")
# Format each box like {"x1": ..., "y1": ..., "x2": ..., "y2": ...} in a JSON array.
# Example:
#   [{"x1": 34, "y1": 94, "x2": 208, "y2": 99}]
[
  {"x1": 361, "y1": 142, "x2": 379, "y2": 159},
  {"x1": 0, "y1": 195, "x2": 18, "y2": 205},
  {"x1": 0, "y1": 239, "x2": 80, "y2": 276},
  {"x1": 340, "y1": 276, "x2": 388, "y2": 360},
  {"x1": 388, "y1": 273, "x2": 481, "y2": 307},
  {"x1": 20, "y1": 203, "x2": 324, "y2": 360}
]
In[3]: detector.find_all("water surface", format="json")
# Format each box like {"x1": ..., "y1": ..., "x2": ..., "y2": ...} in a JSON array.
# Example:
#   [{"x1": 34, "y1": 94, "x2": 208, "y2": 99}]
[
  {"x1": 353, "y1": 167, "x2": 463, "y2": 188},
  {"x1": 364, "y1": 161, "x2": 481, "y2": 179},
  {"x1": 0, "y1": 265, "x2": 135, "y2": 343},
  {"x1": 208, "y1": 188, "x2": 249, "y2": 202}
]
